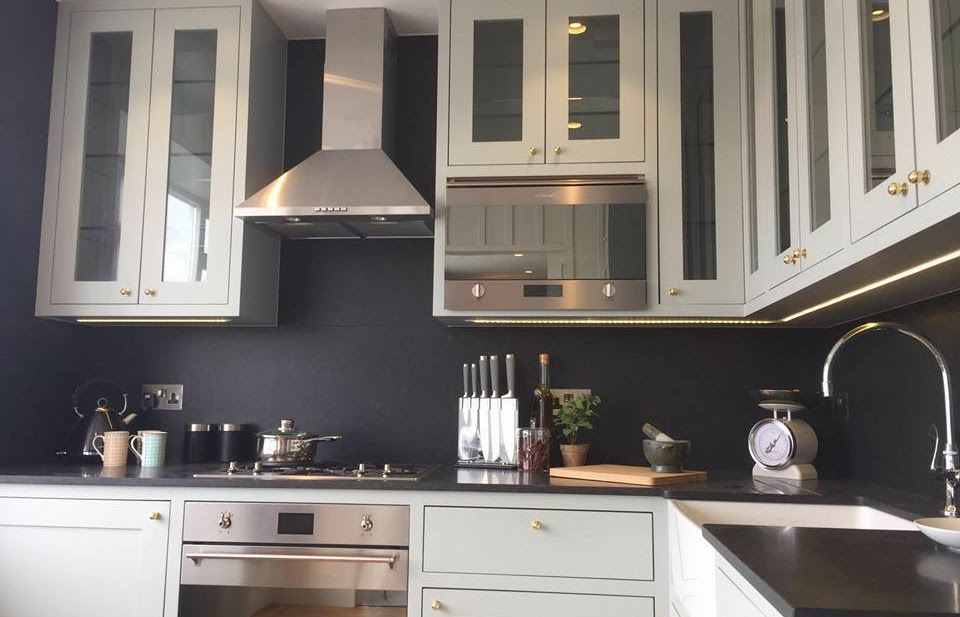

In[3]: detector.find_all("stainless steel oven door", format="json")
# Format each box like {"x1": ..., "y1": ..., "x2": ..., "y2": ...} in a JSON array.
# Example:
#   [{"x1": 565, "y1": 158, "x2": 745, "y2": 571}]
[
  {"x1": 445, "y1": 175, "x2": 648, "y2": 311},
  {"x1": 181, "y1": 545, "x2": 409, "y2": 590}
]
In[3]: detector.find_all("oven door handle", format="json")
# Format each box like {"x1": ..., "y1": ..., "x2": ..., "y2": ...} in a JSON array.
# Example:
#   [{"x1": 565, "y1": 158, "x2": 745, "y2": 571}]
[{"x1": 185, "y1": 551, "x2": 397, "y2": 569}]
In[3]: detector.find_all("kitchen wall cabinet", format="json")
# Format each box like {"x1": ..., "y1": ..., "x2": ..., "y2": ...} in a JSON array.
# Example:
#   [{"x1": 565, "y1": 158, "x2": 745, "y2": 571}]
[
  {"x1": 748, "y1": 0, "x2": 849, "y2": 294},
  {"x1": 657, "y1": 0, "x2": 745, "y2": 305},
  {"x1": 446, "y1": 0, "x2": 647, "y2": 167},
  {"x1": 35, "y1": 0, "x2": 285, "y2": 323},
  {"x1": 0, "y1": 497, "x2": 170, "y2": 617}
]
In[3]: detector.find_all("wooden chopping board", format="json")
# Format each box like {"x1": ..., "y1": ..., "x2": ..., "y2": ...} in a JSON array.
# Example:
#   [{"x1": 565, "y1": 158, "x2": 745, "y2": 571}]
[{"x1": 549, "y1": 464, "x2": 707, "y2": 486}]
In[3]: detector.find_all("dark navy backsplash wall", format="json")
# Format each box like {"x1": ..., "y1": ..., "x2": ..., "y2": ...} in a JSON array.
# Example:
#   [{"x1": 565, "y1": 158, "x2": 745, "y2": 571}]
[{"x1": 3, "y1": 0, "x2": 959, "y2": 502}]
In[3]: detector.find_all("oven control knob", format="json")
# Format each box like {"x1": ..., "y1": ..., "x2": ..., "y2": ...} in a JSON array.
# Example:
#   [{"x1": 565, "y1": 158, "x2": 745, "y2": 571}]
[
  {"x1": 360, "y1": 514, "x2": 373, "y2": 533},
  {"x1": 471, "y1": 283, "x2": 485, "y2": 299},
  {"x1": 218, "y1": 512, "x2": 232, "y2": 529},
  {"x1": 601, "y1": 282, "x2": 617, "y2": 299}
]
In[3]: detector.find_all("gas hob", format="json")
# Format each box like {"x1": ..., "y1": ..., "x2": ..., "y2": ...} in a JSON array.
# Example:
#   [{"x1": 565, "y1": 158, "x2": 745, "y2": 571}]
[{"x1": 192, "y1": 461, "x2": 437, "y2": 482}]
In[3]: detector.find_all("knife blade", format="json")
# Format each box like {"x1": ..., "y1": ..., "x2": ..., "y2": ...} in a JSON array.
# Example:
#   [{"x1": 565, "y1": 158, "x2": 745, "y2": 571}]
[
  {"x1": 478, "y1": 356, "x2": 494, "y2": 463},
  {"x1": 458, "y1": 363, "x2": 472, "y2": 461},
  {"x1": 500, "y1": 353, "x2": 520, "y2": 464},
  {"x1": 468, "y1": 363, "x2": 480, "y2": 458},
  {"x1": 488, "y1": 354, "x2": 503, "y2": 464}
]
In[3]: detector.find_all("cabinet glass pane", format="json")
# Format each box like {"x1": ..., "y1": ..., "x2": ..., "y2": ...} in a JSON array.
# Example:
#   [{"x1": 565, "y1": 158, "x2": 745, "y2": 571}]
[
  {"x1": 473, "y1": 20, "x2": 523, "y2": 143},
  {"x1": 934, "y1": 0, "x2": 960, "y2": 141},
  {"x1": 75, "y1": 32, "x2": 133, "y2": 282},
  {"x1": 774, "y1": 1, "x2": 791, "y2": 255},
  {"x1": 568, "y1": 15, "x2": 620, "y2": 140},
  {"x1": 680, "y1": 13, "x2": 717, "y2": 281},
  {"x1": 806, "y1": 0, "x2": 831, "y2": 231},
  {"x1": 861, "y1": 1, "x2": 896, "y2": 191},
  {"x1": 161, "y1": 30, "x2": 217, "y2": 283}
]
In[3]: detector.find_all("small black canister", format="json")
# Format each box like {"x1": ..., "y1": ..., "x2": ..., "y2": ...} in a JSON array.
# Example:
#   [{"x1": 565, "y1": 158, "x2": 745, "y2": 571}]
[
  {"x1": 184, "y1": 423, "x2": 216, "y2": 463},
  {"x1": 217, "y1": 423, "x2": 255, "y2": 463}
]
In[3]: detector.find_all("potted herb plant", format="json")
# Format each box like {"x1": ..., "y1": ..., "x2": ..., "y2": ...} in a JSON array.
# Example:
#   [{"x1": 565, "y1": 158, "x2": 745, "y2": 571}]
[{"x1": 554, "y1": 394, "x2": 601, "y2": 467}]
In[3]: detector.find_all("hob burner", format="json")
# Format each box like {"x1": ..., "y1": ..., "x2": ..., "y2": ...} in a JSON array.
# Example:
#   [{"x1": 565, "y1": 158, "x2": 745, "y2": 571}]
[{"x1": 194, "y1": 461, "x2": 436, "y2": 481}]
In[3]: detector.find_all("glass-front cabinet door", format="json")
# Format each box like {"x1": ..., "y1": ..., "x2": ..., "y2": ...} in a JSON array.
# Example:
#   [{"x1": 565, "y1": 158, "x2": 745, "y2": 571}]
[
  {"x1": 448, "y1": 0, "x2": 545, "y2": 166},
  {"x1": 909, "y1": 0, "x2": 960, "y2": 206},
  {"x1": 50, "y1": 11, "x2": 154, "y2": 305},
  {"x1": 139, "y1": 8, "x2": 240, "y2": 305},
  {"x1": 844, "y1": 0, "x2": 917, "y2": 240},
  {"x1": 544, "y1": 0, "x2": 645, "y2": 164},
  {"x1": 658, "y1": 0, "x2": 745, "y2": 305}
]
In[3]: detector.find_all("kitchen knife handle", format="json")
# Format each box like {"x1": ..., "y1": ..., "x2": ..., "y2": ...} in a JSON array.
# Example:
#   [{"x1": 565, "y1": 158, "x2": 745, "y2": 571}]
[
  {"x1": 479, "y1": 356, "x2": 489, "y2": 398},
  {"x1": 505, "y1": 354, "x2": 516, "y2": 398},
  {"x1": 490, "y1": 355, "x2": 500, "y2": 397},
  {"x1": 463, "y1": 364, "x2": 470, "y2": 397},
  {"x1": 471, "y1": 364, "x2": 478, "y2": 398}
]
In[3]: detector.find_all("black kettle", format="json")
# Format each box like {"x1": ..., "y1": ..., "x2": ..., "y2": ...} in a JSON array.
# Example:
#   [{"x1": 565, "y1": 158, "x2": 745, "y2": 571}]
[{"x1": 56, "y1": 379, "x2": 136, "y2": 462}]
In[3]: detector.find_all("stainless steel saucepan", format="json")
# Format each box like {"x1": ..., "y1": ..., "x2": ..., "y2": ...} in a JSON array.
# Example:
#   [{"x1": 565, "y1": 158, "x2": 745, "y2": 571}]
[{"x1": 256, "y1": 419, "x2": 342, "y2": 465}]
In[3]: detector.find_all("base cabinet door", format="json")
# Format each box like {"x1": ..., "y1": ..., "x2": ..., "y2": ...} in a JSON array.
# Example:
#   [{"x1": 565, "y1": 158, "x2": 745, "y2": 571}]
[
  {"x1": 715, "y1": 569, "x2": 768, "y2": 617},
  {"x1": 0, "y1": 498, "x2": 170, "y2": 617},
  {"x1": 423, "y1": 589, "x2": 655, "y2": 617}
]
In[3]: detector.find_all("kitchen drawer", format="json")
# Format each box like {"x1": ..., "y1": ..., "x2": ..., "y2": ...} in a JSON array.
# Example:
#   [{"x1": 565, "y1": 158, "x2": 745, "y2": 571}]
[
  {"x1": 422, "y1": 588, "x2": 655, "y2": 617},
  {"x1": 423, "y1": 506, "x2": 654, "y2": 580}
]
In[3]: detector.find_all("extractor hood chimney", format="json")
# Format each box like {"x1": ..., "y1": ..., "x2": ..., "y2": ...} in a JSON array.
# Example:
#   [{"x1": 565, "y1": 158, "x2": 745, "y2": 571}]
[{"x1": 235, "y1": 8, "x2": 433, "y2": 238}]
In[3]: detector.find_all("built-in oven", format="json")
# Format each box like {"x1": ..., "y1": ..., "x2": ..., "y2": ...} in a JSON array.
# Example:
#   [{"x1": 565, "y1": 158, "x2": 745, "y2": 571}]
[
  {"x1": 444, "y1": 175, "x2": 648, "y2": 311},
  {"x1": 179, "y1": 502, "x2": 409, "y2": 617}
]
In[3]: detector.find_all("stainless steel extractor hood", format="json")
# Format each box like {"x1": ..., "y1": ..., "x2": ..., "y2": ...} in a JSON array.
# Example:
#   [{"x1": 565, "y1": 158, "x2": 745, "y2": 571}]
[{"x1": 234, "y1": 8, "x2": 432, "y2": 239}]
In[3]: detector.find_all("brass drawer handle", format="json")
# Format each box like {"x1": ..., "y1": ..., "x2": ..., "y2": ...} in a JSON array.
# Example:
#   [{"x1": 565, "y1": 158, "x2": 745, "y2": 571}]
[
  {"x1": 431, "y1": 600, "x2": 442, "y2": 611},
  {"x1": 887, "y1": 181, "x2": 908, "y2": 197},
  {"x1": 908, "y1": 169, "x2": 931, "y2": 185},
  {"x1": 529, "y1": 146, "x2": 539, "y2": 156},
  {"x1": 531, "y1": 519, "x2": 543, "y2": 530},
  {"x1": 144, "y1": 288, "x2": 156, "y2": 297},
  {"x1": 120, "y1": 287, "x2": 132, "y2": 297}
]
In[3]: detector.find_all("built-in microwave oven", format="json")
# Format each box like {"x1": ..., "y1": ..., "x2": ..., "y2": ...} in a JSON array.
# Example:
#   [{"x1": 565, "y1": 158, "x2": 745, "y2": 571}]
[{"x1": 444, "y1": 175, "x2": 647, "y2": 311}]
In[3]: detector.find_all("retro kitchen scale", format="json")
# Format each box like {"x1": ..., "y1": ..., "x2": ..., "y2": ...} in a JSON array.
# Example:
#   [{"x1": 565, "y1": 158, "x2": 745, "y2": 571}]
[{"x1": 748, "y1": 390, "x2": 818, "y2": 480}]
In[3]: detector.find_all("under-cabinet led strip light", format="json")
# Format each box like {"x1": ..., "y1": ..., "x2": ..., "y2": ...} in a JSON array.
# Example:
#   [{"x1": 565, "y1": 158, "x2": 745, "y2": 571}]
[
  {"x1": 468, "y1": 246, "x2": 960, "y2": 326},
  {"x1": 76, "y1": 318, "x2": 233, "y2": 324}
]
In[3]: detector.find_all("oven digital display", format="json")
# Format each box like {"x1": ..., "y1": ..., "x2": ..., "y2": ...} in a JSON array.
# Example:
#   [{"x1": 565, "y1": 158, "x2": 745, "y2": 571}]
[
  {"x1": 277, "y1": 512, "x2": 314, "y2": 535},
  {"x1": 523, "y1": 284, "x2": 563, "y2": 298}
]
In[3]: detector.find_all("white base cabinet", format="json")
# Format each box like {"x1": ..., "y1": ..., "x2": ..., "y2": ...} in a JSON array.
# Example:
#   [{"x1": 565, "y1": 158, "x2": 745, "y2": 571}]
[
  {"x1": 423, "y1": 588, "x2": 655, "y2": 617},
  {"x1": 0, "y1": 497, "x2": 171, "y2": 617}
]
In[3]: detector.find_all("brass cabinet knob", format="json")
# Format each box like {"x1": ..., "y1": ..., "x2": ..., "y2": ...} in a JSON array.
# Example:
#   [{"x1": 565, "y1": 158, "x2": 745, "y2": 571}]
[
  {"x1": 531, "y1": 519, "x2": 543, "y2": 530},
  {"x1": 783, "y1": 253, "x2": 797, "y2": 265},
  {"x1": 783, "y1": 248, "x2": 807, "y2": 265},
  {"x1": 908, "y1": 169, "x2": 931, "y2": 185},
  {"x1": 120, "y1": 287, "x2": 132, "y2": 297},
  {"x1": 553, "y1": 146, "x2": 562, "y2": 156},
  {"x1": 668, "y1": 288, "x2": 679, "y2": 297},
  {"x1": 431, "y1": 600, "x2": 442, "y2": 611},
  {"x1": 144, "y1": 288, "x2": 156, "y2": 297},
  {"x1": 149, "y1": 512, "x2": 161, "y2": 521},
  {"x1": 887, "y1": 181, "x2": 908, "y2": 197},
  {"x1": 529, "y1": 146, "x2": 539, "y2": 156}
]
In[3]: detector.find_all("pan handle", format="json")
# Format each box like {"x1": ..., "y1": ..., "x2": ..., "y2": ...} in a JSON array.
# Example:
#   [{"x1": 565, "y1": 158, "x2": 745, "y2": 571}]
[{"x1": 300, "y1": 435, "x2": 343, "y2": 445}]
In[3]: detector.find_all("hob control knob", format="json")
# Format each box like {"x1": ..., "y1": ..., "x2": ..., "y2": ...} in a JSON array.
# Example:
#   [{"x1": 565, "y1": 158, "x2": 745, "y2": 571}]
[
  {"x1": 218, "y1": 512, "x2": 232, "y2": 529},
  {"x1": 360, "y1": 514, "x2": 374, "y2": 532}
]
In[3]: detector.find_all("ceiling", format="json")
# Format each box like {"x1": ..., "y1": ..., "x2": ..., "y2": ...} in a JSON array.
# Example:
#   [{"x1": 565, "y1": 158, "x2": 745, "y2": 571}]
[{"x1": 258, "y1": 0, "x2": 440, "y2": 38}]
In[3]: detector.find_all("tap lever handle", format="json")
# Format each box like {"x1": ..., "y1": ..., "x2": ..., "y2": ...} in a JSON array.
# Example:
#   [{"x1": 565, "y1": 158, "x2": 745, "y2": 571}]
[{"x1": 930, "y1": 424, "x2": 941, "y2": 473}]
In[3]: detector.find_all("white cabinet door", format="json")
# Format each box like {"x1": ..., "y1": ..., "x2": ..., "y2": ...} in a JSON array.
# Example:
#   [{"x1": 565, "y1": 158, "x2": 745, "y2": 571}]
[
  {"x1": 844, "y1": 0, "x2": 918, "y2": 241},
  {"x1": 545, "y1": 0, "x2": 645, "y2": 164},
  {"x1": 139, "y1": 8, "x2": 240, "y2": 305},
  {"x1": 909, "y1": 0, "x2": 960, "y2": 206},
  {"x1": 0, "y1": 498, "x2": 170, "y2": 617},
  {"x1": 658, "y1": 0, "x2": 745, "y2": 305},
  {"x1": 49, "y1": 10, "x2": 154, "y2": 305},
  {"x1": 715, "y1": 568, "x2": 768, "y2": 617},
  {"x1": 792, "y1": 0, "x2": 850, "y2": 269},
  {"x1": 448, "y1": 0, "x2": 546, "y2": 166},
  {"x1": 422, "y1": 589, "x2": 655, "y2": 617}
]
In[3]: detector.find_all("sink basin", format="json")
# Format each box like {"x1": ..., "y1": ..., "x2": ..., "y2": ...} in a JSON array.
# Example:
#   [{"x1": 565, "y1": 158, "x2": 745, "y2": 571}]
[
  {"x1": 915, "y1": 517, "x2": 960, "y2": 550},
  {"x1": 672, "y1": 500, "x2": 915, "y2": 530}
]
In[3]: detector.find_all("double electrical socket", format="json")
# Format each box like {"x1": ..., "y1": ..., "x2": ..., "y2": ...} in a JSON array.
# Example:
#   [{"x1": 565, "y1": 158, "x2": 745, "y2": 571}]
[
  {"x1": 141, "y1": 384, "x2": 184, "y2": 411},
  {"x1": 551, "y1": 388, "x2": 592, "y2": 411}
]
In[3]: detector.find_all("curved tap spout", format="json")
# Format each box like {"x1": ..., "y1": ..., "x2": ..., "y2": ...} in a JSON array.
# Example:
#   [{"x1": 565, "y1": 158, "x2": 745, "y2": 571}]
[{"x1": 821, "y1": 322, "x2": 958, "y2": 515}]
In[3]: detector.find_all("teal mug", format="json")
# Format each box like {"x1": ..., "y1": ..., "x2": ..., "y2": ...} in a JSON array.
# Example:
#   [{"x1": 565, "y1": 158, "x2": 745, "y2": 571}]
[{"x1": 129, "y1": 430, "x2": 167, "y2": 467}]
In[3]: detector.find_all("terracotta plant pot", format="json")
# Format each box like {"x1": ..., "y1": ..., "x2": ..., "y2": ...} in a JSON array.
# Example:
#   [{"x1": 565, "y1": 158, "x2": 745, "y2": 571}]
[{"x1": 560, "y1": 443, "x2": 590, "y2": 467}]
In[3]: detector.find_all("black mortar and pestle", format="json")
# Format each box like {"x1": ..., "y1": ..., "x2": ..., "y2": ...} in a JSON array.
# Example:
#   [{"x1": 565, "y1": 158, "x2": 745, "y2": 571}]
[{"x1": 642, "y1": 423, "x2": 691, "y2": 473}]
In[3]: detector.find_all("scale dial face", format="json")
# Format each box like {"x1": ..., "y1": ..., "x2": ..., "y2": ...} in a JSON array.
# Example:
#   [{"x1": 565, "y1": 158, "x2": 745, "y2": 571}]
[{"x1": 748, "y1": 419, "x2": 795, "y2": 470}]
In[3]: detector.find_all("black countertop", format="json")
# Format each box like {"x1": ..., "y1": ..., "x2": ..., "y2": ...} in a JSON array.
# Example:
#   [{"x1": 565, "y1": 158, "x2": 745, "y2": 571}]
[
  {"x1": 703, "y1": 524, "x2": 960, "y2": 617},
  {"x1": 0, "y1": 463, "x2": 943, "y2": 518}
]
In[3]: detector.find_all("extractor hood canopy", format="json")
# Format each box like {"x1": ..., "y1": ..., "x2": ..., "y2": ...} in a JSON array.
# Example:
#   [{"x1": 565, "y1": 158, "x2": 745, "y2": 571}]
[{"x1": 235, "y1": 8, "x2": 432, "y2": 239}]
